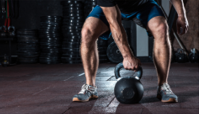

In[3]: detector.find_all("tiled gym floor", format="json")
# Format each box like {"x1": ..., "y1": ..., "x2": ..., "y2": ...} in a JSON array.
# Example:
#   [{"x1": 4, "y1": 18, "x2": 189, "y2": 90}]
[{"x1": 0, "y1": 63, "x2": 198, "y2": 114}]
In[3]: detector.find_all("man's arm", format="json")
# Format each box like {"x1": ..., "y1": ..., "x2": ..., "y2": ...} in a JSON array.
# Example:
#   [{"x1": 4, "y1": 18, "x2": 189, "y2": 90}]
[
  {"x1": 170, "y1": 0, "x2": 189, "y2": 34},
  {"x1": 101, "y1": 6, "x2": 140, "y2": 69}
]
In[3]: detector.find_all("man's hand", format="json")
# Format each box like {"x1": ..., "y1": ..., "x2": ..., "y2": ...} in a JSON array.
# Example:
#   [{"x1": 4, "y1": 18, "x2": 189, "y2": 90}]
[
  {"x1": 176, "y1": 16, "x2": 189, "y2": 35},
  {"x1": 123, "y1": 56, "x2": 141, "y2": 71}
]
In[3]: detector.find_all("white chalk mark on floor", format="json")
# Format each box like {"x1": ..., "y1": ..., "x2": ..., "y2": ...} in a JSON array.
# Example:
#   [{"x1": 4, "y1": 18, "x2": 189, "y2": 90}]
[
  {"x1": 78, "y1": 73, "x2": 85, "y2": 77},
  {"x1": 32, "y1": 85, "x2": 53, "y2": 96},
  {"x1": 63, "y1": 76, "x2": 74, "y2": 81}
]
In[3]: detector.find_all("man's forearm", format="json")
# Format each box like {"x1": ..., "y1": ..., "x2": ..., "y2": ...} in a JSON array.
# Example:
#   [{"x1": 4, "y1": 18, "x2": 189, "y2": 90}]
[
  {"x1": 101, "y1": 6, "x2": 134, "y2": 59},
  {"x1": 170, "y1": 0, "x2": 187, "y2": 17},
  {"x1": 110, "y1": 23, "x2": 134, "y2": 58}
]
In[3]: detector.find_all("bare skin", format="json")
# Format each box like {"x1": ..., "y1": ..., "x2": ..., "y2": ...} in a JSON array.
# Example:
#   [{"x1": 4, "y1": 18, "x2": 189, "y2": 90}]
[
  {"x1": 80, "y1": 0, "x2": 188, "y2": 87},
  {"x1": 147, "y1": 16, "x2": 171, "y2": 85},
  {"x1": 81, "y1": 17, "x2": 109, "y2": 86}
]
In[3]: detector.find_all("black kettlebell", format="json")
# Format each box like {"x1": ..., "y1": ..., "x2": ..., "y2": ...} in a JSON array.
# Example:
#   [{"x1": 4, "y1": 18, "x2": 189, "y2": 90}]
[
  {"x1": 189, "y1": 48, "x2": 199, "y2": 63},
  {"x1": 114, "y1": 63, "x2": 144, "y2": 104},
  {"x1": 175, "y1": 49, "x2": 188, "y2": 63}
]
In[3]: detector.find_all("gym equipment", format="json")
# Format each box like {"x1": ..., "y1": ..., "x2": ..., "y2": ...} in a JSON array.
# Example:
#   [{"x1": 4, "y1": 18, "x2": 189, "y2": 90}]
[
  {"x1": 114, "y1": 63, "x2": 144, "y2": 104},
  {"x1": 107, "y1": 42, "x2": 123, "y2": 63},
  {"x1": 39, "y1": 16, "x2": 62, "y2": 64},
  {"x1": 189, "y1": 48, "x2": 199, "y2": 63},
  {"x1": 61, "y1": 0, "x2": 84, "y2": 64},
  {"x1": 1, "y1": 54, "x2": 9, "y2": 67},
  {"x1": 175, "y1": 49, "x2": 189, "y2": 63},
  {"x1": 17, "y1": 29, "x2": 39, "y2": 64}
]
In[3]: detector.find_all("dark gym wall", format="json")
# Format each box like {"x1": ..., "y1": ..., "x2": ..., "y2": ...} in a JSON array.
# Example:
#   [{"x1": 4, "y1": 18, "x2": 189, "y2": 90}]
[
  {"x1": 0, "y1": 0, "x2": 83, "y2": 59},
  {"x1": 0, "y1": 0, "x2": 64, "y2": 29}
]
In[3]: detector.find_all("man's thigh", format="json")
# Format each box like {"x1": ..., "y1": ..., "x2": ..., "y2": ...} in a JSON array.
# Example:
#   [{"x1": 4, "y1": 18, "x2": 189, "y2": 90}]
[
  {"x1": 147, "y1": 16, "x2": 168, "y2": 32},
  {"x1": 82, "y1": 17, "x2": 109, "y2": 40},
  {"x1": 129, "y1": 1, "x2": 165, "y2": 30}
]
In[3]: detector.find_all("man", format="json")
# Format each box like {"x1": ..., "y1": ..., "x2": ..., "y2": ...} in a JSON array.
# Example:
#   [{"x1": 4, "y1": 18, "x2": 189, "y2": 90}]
[{"x1": 72, "y1": 0, "x2": 189, "y2": 103}]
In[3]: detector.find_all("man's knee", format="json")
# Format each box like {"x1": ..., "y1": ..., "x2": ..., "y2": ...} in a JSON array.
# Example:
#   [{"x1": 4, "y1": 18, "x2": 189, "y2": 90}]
[
  {"x1": 152, "y1": 20, "x2": 168, "y2": 33},
  {"x1": 81, "y1": 26, "x2": 96, "y2": 44},
  {"x1": 150, "y1": 20, "x2": 169, "y2": 44}
]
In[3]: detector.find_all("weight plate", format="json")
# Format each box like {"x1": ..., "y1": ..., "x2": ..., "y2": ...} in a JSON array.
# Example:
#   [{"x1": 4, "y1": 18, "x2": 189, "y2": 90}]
[
  {"x1": 40, "y1": 25, "x2": 61, "y2": 29},
  {"x1": 62, "y1": 43, "x2": 80, "y2": 49},
  {"x1": 62, "y1": 7, "x2": 83, "y2": 10},
  {"x1": 40, "y1": 20, "x2": 62, "y2": 24},
  {"x1": 17, "y1": 29, "x2": 38, "y2": 35},
  {"x1": 61, "y1": 56, "x2": 81, "y2": 61},
  {"x1": 17, "y1": 37, "x2": 38, "y2": 43},
  {"x1": 63, "y1": 19, "x2": 84, "y2": 23},
  {"x1": 39, "y1": 28, "x2": 61, "y2": 32},
  {"x1": 41, "y1": 49, "x2": 61, "y2": 54},
  {"x1": 18, "y1": 52, "x2": 39, "y2": 58},
  {"x1": 40, "y1": 17, "x2": 62, "y2": 22},
  {"x1": 62, "y1": 38, "x2": 80, "y2": 43},
  {"x1": 61, "y1": 0, "x2": 82, "y2": 5},
  {"x1": 63, "y1": 13, "x2": 84, "y2": 17},
  {"x1": 62, "y1": 53, "x2": 81, "y2": 58},
  {"x1": 39, "y1": 40, "x2": 60, "y2": 44},
  {"x1": 40, "y1": 53, "x2": 61, "y2": 57},
  {"x1": 107, "y1": 42, "x2": 123, "y2": 63},
  {"x1": 62, "y1": 47, "x2": 80, "y2": 52},
  {"x1": 40, "y1": 42, "x2": 61, "y2": 46},
  {"x1": 61, "y1": 59, "x2": 82, "y2": 64},
  {"x1": 39, "y1": 30, "x2": 61, "y2": 34},
  {"x1": 63, "y1": 32, "x2": 81, "y2": 36},
  {"x1": 18, "y1": 47, "x2": 39, "y2": 51},
  {"x1": 63, "y1": 6, "x2": 83, "y2": 9},
  {"x1": 63, "y1": 29, "x2": 81, "y2": 33},
  {"x1": 18, "y1": 43, "x2": 38, "y2": 48},
  {"x1": 39, "y1": 37, "x2": 61, "y2": 40},
  {"x1": 39, "y1": 36, "x2": 62, "y2": 40},
  {"x1": 63, "y1": 9, "x2": 83, "y2": 14},
  {"x1": 17, "y1": 34, "x2": 38, "y2": 38},
  {"x1": 63, "y1": 35, "x2": 81, "y2": 39},
  {"x1": 62, "y1": 50, "x2": 80, "y2": 54},
  {"x1": 18, "y1": 57, "x2": 38, "y2": 64},
  {"x1": 39, "y1": 31, "x2": 61, "y2": 34},
  {"x1": 63, "y1": 16, "x2": 84, "y2": 20},
  {"x1": 40, "y1": 22, "x2": 62, "y2": 25},
  {"x1": 40, "y1": 24, "x2": 61, "y2": 28},
  {"x1": 40, "y1": 16, "x2": 62, "y2": 19},
  {"x1": 63, "y1": 22, "x2": 83, "y2": 26},
  {"x1": 40, "y1": 46, "x2": 61, "y2": 50},
  {"x1": 62, "y1": 28, "x2": 82, "y2": 32},
  {"x1": 39, "y1": 59, "x2": 60, "y2": 64},
  {"x1": 39, "y1": 34, "x2": 61, "y2": 38},
  {"x1": 63, "y1": 34, "x2": 81, "y2": 38},
  {"x1": 39, "y1": 33, "x2": 61, "y2": 37},
  {"x1": 63, "y1": 3, "x2": 83, "y2": 7}
]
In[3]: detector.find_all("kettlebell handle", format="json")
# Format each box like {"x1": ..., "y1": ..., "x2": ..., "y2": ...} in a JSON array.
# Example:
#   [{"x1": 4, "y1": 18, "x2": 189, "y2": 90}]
[{"x1": 114, "y1": 63, "x2": 143, "y2": 80}]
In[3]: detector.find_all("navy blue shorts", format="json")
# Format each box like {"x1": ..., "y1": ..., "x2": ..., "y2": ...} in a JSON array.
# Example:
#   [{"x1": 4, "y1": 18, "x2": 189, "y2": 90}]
[{"x1": 87, "y1": 0, "x2": 165, "y2": 40}]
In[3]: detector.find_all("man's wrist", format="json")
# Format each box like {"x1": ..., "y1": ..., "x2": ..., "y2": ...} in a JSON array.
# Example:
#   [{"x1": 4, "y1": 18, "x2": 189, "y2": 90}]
[
  {"x1": 178, "y1": 14, "x2": 185, "y2": 17},
  {"x1": 123, "y1": 53, "x2": 134, "y2": 59}
]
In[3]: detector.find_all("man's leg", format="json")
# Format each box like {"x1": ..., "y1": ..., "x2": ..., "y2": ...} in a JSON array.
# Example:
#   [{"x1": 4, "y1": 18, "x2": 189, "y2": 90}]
[
  {"x1": 147, "y1": 16, "x2": 178, "y2": 103},
  {"x1": 81, "y1": 17, "x2": 109, "y2": 86},
  {"x1": 147, "y1": 16, "x2": 171, "y2": 86},
  {"x1": 73, "y1": 17, "x2": 109, "y2": 102}
]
